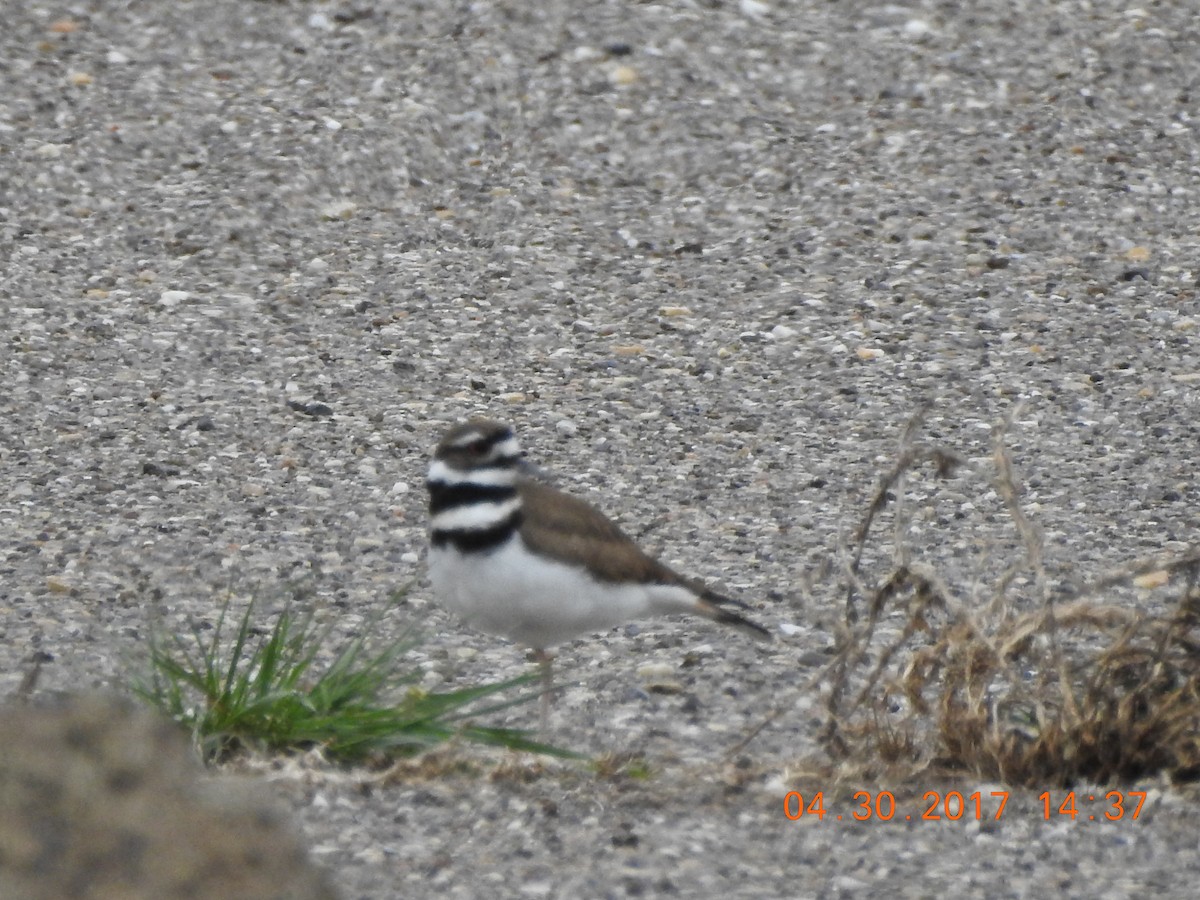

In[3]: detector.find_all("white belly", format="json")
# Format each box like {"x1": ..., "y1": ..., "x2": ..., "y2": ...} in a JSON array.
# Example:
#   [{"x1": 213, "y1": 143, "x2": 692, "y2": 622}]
[{"x1": 428, "y1": 536, "x2": 696, "y2": 649}]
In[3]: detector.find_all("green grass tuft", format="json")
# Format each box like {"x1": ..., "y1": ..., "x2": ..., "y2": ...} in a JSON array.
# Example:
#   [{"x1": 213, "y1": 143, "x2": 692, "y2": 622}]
[{"x1": 132, "y1": 598, "x2": 578, "y2": 763}]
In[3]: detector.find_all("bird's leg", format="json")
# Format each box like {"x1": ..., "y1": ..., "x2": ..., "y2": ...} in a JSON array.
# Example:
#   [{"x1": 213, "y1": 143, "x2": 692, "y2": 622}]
[{"x1": 531, "y1": 648, "x2": 555, "y2": 731}]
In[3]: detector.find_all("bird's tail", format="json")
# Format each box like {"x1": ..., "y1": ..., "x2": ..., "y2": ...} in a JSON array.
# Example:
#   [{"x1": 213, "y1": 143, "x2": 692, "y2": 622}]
[{"x1": 697, "y1": 590, "x2": 772, "y2": 639}]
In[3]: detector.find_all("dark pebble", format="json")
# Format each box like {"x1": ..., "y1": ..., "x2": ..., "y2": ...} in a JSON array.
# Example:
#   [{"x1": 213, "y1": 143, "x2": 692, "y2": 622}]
[
  {"x1": 611, "y1": 825, "x2": 640, "y2": 848},
  {"x1": 287, "y1": 400, "x2": 334, "y2": 417},
  {"x1": 142, "y1": 462, "x2": 181, "y2": 477}
]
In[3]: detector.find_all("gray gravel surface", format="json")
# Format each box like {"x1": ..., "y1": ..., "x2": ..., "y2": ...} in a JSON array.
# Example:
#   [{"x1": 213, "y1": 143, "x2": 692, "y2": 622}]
[{"x1": 2, "y1": 0, "x2": 1199, "y2": 897}]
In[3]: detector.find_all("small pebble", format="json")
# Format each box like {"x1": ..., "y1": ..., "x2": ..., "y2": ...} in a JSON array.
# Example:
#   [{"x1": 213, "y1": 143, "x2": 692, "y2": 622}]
[
  {"x1": 770, "y1": 324, "x2": 798, "y2": 340},
  {"x1": 739, "y1": 0, "x2": 770, "y2": 19},
  {"x1": 636, "y1": 662, "x2": 675, "y2": 681},
  {"x1": 610, "y1": 65, "x2": 638, "y2": 86},
  {"x1": 1132, "y1": 570, "x2": 1169, "y2": 589},
  {"x1": 159, "y1": 290, "x2": 190, "y2": 307},
  {"x1": 287, "y1": 400, "x2": 334, "y2": 418},
  {"x1": 321, "y1": 201, "x2": 357, "y2": 221}
]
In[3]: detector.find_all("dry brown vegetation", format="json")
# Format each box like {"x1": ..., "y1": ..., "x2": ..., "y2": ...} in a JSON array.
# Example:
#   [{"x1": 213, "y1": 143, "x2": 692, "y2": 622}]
[{"x1": 822, "y1": 407, "x2": 1200, "y2": 787}]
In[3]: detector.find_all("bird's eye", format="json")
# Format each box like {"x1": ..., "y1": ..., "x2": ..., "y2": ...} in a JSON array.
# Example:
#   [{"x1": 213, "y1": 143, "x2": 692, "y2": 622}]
[{"x1": 466, "y1": 439, "x2": 489, "y2": 455}]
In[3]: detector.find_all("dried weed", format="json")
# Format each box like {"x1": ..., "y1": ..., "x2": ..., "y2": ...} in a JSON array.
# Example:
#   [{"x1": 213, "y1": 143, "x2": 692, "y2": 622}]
[{"x1": 823, "y1": 406, "x2": 1200, "y2": 787}]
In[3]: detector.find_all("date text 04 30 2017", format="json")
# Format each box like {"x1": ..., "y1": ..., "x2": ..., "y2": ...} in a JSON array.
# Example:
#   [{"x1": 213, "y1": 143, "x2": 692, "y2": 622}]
[{"x1": 783, "y1": 790, "x2": 1148, "y2": 823}]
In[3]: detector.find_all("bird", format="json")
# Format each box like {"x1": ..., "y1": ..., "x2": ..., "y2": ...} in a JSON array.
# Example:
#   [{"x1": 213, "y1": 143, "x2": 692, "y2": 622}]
[{"x1": 425, "y1": 419, "x2": 769, "y2": 712}]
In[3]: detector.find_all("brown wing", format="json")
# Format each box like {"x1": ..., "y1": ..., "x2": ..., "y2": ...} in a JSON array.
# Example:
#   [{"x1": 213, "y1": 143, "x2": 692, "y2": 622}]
[
  {"x1": 517, "y1": 479, "x2": 771, "y2": 639},
  {"x1": 516, "y1": 479, "x2": 683, "y2": 586}
]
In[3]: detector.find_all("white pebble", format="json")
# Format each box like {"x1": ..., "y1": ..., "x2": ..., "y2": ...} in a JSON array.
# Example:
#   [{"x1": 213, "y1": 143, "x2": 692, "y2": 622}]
[
  {"x1": 353, "y1": 844, "x2": 386, "y2": 865},
  {"x1": 321, "y1": 200, "x2": 357, "y2": 220},
  {"x1": 555, "y1": 419, "x2": 578, "y2": 437},
  {"x1": 570, "y1": 46, "x2": 603, "y2": 63},
  {"x1": 159, "y1": 290, "x2": 189, "y2": 306},
  {"x1": 739, "y1": 0, "x2": 770, "y2": 19},
  {"x1": 636, "y1": 662, "x2": 675, "y2": 680},
  {"x1": 770, "y1": 324, "x2": 798, "y2": 340}
]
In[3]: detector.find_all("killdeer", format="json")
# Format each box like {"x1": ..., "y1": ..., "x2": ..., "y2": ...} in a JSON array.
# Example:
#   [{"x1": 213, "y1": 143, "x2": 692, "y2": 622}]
[{"x1": 426, "y1": 419, "x2": 769, "y2": 704}]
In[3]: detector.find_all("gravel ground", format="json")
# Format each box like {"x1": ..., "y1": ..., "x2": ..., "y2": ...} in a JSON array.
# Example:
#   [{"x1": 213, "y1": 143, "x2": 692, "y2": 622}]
[{"x1": 2, "y1": 0, "x2": 1199, "y2": 897}]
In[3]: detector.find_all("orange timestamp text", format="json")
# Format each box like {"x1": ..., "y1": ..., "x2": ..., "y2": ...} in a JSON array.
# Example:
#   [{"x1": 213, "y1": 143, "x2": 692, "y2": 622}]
[{"x1": 783, "y1": 790, "x2": 1148, "y2": 823}]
